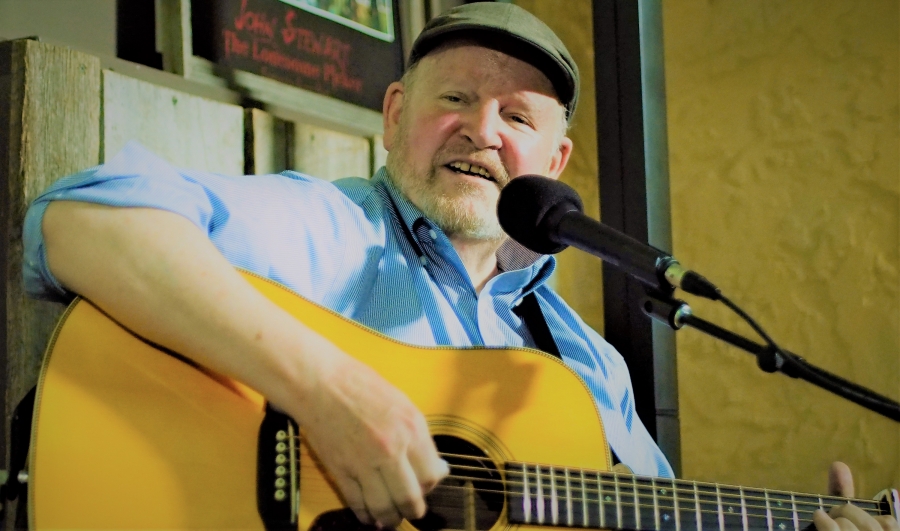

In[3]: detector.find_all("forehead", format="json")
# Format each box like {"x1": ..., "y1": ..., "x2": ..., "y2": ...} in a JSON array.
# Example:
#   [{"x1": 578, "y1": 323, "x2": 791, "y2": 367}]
[{"x1": 415, "y1": 44, "x2": 560, "y2": 103}]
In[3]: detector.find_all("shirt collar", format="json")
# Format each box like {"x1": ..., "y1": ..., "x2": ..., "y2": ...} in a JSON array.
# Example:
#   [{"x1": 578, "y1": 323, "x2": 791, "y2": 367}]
[{"x1": 372, "y1": 167, "x2": 555, "y2": 279}]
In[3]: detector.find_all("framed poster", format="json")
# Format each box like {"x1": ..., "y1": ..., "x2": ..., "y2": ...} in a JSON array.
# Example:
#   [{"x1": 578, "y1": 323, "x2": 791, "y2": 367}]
[{"x1": 192, "y1": 0, "x2": 405, "y2": 111}]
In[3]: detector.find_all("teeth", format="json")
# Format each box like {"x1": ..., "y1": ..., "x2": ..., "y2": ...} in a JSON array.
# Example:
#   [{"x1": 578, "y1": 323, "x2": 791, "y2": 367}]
[{"x1": 449, "y1": 161, "x2": 492, "y2": 179}]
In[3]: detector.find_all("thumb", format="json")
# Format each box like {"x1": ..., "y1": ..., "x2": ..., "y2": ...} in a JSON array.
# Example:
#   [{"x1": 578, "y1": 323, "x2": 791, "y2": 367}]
[{"x1": 828, "y1": 461, "x2": 854, "y2": 498}]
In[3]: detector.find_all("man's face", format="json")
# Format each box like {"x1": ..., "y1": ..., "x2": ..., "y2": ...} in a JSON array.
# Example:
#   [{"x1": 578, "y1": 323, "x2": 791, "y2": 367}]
[{"x1": 382, "y1": 44, "x2": 572, "y2": 241}]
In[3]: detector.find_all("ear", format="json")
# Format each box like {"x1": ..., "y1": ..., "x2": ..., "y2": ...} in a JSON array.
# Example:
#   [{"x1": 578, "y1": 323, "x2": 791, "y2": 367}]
[
  {"x1": 544, "y1": 136, "x2": 573, "y2": 180},
  {"x1": 382, "y1": 81, "x2": 406, "y2": 151}
]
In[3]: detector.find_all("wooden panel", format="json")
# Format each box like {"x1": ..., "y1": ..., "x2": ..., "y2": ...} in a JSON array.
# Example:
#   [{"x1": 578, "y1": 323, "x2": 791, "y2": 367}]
[
  {"x1": 103, "y1": 70, "x2": 244, "y2": 175},
  {"x1": 245, "y1": 108, "x2": 288, "y2": 175},
  {"x1": 0, "y1": 39, "x2": 101, "y2": 469},
  {"x1": 291, "y1": 123, "x2": 371, "y2": 181},
  {"x1": 188, "y1": 56, "x2": 385, "y2": 138}
]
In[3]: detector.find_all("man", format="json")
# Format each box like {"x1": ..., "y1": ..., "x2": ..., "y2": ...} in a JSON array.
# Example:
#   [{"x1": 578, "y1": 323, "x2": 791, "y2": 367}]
[{"x1": 21, "y1": 3, "x2": 895, "y2": 530}]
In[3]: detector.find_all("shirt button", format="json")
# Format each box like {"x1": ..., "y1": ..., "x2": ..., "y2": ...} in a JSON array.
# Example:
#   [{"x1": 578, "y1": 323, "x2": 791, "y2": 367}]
[
  {"x1": 419, "y1": 255, "x2": 428, "y2": 266},
  {"x1": 429, "y1": 230, "x2": 437, "y2": 240}
]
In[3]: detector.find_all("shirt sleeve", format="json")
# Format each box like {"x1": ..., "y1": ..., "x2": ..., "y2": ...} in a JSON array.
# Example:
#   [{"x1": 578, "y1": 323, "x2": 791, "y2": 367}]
[
  {"x1": 23, "y1": 142, "x2": 220, "y2": 301},
  {"x1": 22, "y1": 141, "x2": 379, "y2": 303}
]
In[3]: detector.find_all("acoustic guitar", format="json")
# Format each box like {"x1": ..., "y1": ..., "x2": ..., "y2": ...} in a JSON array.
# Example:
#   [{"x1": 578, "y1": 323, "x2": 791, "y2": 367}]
[{"x1": 28, "y1": 272, "x2": 899, "y2": 530}]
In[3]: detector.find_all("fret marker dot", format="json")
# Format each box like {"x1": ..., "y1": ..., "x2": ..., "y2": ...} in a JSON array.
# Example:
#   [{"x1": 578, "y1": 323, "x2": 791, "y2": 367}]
[
  {"x1": 728, "y1": 506, "x2": 734, "y2": 513},
  {"x1": 777, "y1": 501, "x2": 783, "y2": 507},
  {"x1": 660, "y1": 489, "x2": 667, "y2": 495},
  {"x1": 778, "y1": 523, "x2": 786, "y2": 529},
  {"x1": 605, "y1": 496, "x2": 612, "y2": 502},
  {"x1": 663, "y1": 514, "x2": 671, "y2": 521}
]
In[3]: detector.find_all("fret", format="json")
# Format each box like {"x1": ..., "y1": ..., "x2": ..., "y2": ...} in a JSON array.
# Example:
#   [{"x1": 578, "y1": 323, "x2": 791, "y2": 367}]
[
  {"x1": 673, "y1": 480, "x2": 682, "y2": 531},
  {"x1": 714, "y1": 485, "x2": 740, "y2": 531},
  {"x1": 653, "y1": 479, "x2": 661, "y2": 531},
  {"x1": 741, "y1": 487, "x2": 769, "y2": 531},
  {"x1": 676, "y1": 481, "x2": 701, "y2": 531},
  {"x1": 636, "y1": 476, "x2": 657, "y2": 530},
  {"x1": 790, "y1": 492, "x2": 799, "y2": 531},
  {"x1": 503, "y1": 463, "x2": 530, "y2": 525},
  {"x1": 697, "y1": 483, "x2": 721, "y2": 531},
  {"x1": 718, "y1": 486, "x2": 744, "y2": 531},
  {"x1": 550, "y1": 467, "x2": 559, "y2": 525},
  {"x1": 536, "y1": 465, "x2": 545, "y2": 524},
  {"x1": 739, "y1": 487, "x2": 749, "y2": 531},
  {"x1": 523, "y1": 464, "x2": 532, "y2": 524},
  {"x1": 767, "y1": 491, "x2": 799, "y2": 531},
  {"x1": 598, "y1": 471, "x2": 614, "y2": 529},
  {"x1": 695, "y1": 483, "x2": 704, "y2": 531},
  {"x1": 763, "y1": 490, "x2": 774, "y2": 531},
  {"x1": 564, "y1": 468, "x2": 573, "y2": 527},
  {"x1": 580, "y1": 469, "x2": 590, "y2": 528},
  {"x1": 655, "y1": 478, "x2": 678, "y2": 531},
  {"x1": 615, "y1": 473, "x2": 628, "y2": 530},
  {"x1": 793, "y1": 494, "x2": 822, "y2": 529}
]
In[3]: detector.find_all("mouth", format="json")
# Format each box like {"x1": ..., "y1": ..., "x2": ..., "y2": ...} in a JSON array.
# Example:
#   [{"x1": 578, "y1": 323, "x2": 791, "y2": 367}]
[{"x1": 445, "y1": 161, "x2": 496, "y2": 183}]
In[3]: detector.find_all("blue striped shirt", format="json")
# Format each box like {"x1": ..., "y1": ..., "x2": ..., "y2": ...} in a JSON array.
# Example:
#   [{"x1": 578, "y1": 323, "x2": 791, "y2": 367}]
[{"x1": 23, "y1": 142, "x2": 674, "y2": 478}]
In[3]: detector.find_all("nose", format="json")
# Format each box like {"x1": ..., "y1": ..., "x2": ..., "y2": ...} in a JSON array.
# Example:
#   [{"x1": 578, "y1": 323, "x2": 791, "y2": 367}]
[{"x1": 460, "y1": 101, "x2": 502, "y2": 150}]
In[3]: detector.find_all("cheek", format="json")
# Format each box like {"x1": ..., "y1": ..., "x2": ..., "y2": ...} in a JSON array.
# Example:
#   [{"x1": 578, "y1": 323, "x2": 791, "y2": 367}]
[{"x1": 504, "y1": 137, "x2": 557, "y2": 176}]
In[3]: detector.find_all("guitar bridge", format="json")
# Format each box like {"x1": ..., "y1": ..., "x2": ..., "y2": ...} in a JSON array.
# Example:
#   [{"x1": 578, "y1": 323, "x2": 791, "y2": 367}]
[{"x1": 257, "y1": 405, "x2": 301, "y2": 531}]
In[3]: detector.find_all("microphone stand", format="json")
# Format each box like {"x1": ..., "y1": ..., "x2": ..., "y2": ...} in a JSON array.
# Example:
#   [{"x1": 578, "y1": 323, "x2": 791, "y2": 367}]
[{"x1": 642, "y1": 291, "x2": 900, "y2": 423}]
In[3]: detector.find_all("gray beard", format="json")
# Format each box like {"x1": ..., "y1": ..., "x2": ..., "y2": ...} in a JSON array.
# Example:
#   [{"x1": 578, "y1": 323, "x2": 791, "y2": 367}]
[{"x1": 385, "y1": 137, "x2": 507, "y2": 242}]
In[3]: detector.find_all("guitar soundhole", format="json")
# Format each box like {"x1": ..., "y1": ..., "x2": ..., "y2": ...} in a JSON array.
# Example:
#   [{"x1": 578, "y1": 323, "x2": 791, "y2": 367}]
[{"x1": 410, "y1": 435, "x2": 504, "y2": 531}]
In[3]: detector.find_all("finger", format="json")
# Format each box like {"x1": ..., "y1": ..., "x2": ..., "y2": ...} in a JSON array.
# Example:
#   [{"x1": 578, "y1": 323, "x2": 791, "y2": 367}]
[
  {"x1": 815, "y1": 509, "x2": 843, "y2": 531},
  {"x1": 379, "y1": 458, "x2": 427, "y2": 520},
  {"x1": 332, "y1": 473, "x2": 373, "y2": 525},
  {"x1": 830, "y1": 504, "x2": 884, "y2": 531},
  {"x1": 406, "y1": 421, "x2": 449, "y2": 493},
  {"x1": 830, "y1": 462, "x2": 855, "y2": 497},
  {"x1": 359, "y1": 468, "x2": 404, "y2": 528},
  {"x1": 875, "y1": 515, "x2": 900, "y2": 531}
]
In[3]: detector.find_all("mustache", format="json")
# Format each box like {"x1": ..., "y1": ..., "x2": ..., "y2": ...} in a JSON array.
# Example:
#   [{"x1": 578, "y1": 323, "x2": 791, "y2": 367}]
[{"x1": 435, "y1": 147, "x2": 511, "y2": 187}]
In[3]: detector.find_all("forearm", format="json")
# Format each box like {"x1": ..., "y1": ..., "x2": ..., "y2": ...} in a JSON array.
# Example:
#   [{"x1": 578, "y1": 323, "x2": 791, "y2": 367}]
[
  {"x1": 41, "y1": 201, "x2": 335, "y2": 418},
  {"x1": 42, "y1": 200, "x2": 447, "y2": 527}
]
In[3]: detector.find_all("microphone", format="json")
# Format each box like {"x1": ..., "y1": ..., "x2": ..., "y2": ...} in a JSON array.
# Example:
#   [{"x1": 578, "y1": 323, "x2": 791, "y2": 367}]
[{"x1": 497, "y1": 175, "x2": 721, "y2": 300}]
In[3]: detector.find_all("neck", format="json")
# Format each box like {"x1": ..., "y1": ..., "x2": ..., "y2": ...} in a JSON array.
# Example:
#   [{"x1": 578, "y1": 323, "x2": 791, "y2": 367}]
[{"x1": 449, "y1": 235, "x2": 504, "y2": 293}]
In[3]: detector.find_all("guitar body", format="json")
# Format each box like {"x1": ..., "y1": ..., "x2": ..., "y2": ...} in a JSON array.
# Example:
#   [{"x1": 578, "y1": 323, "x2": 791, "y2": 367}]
[{"x1": 29, "y1": 272, "x2": 610, "y2": 530}]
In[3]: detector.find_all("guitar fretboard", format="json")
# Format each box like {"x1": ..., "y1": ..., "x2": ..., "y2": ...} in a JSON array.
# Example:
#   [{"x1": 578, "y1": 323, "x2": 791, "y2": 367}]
[{"x1": 503, "y1": 462, "x2": 885, "y2": 530}]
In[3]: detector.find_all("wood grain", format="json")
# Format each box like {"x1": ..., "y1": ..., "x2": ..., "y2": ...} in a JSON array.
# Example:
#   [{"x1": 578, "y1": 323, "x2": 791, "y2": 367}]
[
  {"x1": 0, "y1": 39, "x2": 101, "y2": 475},
  {"x1": 291, "y1": 123, "x2": 371, "y2": 181},
  {"x1": 103, "y1": 69, "x2": 244, "y2": 175},
  {"x1": 245, "y1": 108, "x2": 288, "y2": 175}
]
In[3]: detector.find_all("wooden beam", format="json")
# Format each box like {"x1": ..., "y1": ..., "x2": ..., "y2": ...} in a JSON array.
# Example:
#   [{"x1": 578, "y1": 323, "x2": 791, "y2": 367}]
[
  {"x1": 155, "y1": 0, "x2": 194, "y2": 77},
  {"x1": 0, "y1": 37, "x2": 101, "y2": 486}
]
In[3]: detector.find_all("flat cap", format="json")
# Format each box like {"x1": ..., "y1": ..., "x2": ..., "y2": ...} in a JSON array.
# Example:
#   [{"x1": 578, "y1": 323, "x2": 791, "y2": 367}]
[{"x1": 409, "y1": 2, "x2": 579, "y2": 121}]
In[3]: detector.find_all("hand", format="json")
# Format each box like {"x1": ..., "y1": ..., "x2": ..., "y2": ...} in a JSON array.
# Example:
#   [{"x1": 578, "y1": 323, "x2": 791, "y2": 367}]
[
  {"x1": 289, "y1": 345, "x2": 449, "y2": 529},
  {"x1": 812, "y1": 462, "x2": 899, "y2": 531}
]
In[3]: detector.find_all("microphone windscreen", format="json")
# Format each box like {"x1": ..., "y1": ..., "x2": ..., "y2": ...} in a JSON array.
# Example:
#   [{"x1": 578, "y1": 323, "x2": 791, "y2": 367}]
[{"x1": 497, "y1": 175, "x2": 584, "y2": 254}]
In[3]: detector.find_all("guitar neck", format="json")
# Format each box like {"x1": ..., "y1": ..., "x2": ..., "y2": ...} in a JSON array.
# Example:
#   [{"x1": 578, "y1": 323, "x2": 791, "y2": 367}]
[{"x1": 503, "y1": 462, "x2": 899, "y2": 530}]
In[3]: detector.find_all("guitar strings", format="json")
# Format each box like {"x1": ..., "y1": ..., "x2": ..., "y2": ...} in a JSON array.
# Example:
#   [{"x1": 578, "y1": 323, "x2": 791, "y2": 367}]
[
  {"x1": 284, "y1": 445, "x2": 875, "y2": 513},
  {"x1": 289, "y1": 479, "x2": 859, "y2": 524},
  {"x1": 283, "y1": 463, "x2": 880, "y2": 518},
  {"x1": 283, "y1": 437, "x2": 878, "y2": 515}
]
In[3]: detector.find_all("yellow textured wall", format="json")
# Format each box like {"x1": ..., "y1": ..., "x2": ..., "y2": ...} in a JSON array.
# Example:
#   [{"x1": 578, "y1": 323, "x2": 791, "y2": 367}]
[
  {"x1": 514, "y1": 0, "x2": 604, "y2": 333},
  {"x1": 665, "y1": 0, "x2": 899, "y2": 494}
]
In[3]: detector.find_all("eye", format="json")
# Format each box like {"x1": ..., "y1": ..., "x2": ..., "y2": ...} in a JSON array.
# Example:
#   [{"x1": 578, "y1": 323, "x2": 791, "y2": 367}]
[
  {"x1": 442, "y1": 93, "x2": 465, "y2": 103},
  {"x1": 507, "y1": 113, "x2": 534, "y2": 128}
]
